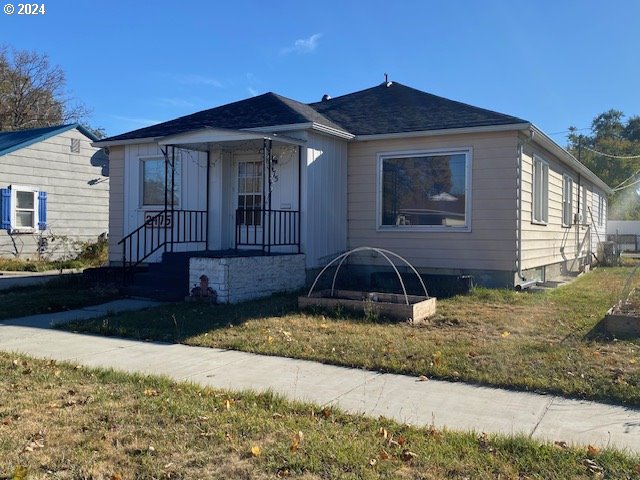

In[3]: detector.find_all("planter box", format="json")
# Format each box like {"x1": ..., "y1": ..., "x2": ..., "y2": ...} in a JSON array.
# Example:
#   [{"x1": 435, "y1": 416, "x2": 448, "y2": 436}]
[
  {"x1": 603, "y1": 307, "x2": 640, "y2": 338},
  {"x1": 298, "y1": 289, "x2": 436, "y2": 323}
]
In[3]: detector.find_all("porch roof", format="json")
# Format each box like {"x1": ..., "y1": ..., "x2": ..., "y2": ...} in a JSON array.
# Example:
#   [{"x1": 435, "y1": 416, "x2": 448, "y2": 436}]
[{"x1": 157, "y1": 127, "x2": 306, "y2": 152}]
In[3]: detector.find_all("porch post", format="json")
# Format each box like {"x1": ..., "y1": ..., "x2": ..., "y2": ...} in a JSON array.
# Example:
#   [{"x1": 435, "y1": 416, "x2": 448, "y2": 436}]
[
  {"x1": 205, "y1": 149, "x2": 210, "y2": 251},
  {"x1": 267, "y1": 138, "x2": 273, "y2": 255},
  {"x1": 162, "y1": 147, "x2": 169, "y2": 254},
  {"x1": 170, "y1": 146, "x2": 176, "y2": 252},
  {"x1": 262, "y1": 139, "x2": 267, "y2": 252},
  {"x1": 297, "y1": 145, "x2": 302, "y2": 254}
]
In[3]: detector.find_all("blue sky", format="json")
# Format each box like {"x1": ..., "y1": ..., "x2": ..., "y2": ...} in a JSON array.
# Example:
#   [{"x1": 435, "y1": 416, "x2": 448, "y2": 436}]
[{"x1": 1, "y1": 0, "x2": 639, "y2": 144}]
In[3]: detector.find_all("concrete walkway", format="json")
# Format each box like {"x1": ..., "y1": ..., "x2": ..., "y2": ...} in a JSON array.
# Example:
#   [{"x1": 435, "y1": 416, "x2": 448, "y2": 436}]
[
  {"x1": 0, "y1": 269, "x2": 84, "y2": 291},
  {"x1": 1, "y1": 301, "x2": 639, "y2": 455}
]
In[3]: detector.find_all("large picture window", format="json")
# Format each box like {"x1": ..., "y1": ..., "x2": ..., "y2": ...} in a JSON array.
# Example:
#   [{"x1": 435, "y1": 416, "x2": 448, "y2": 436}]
[
  {"x1": 532, "y1": 156, "x2": 549, "y2": 224},
  {"x1": 379, "y1": 150, "x2": 470, "y2": 230},
  {"x1": 141, "y1": 157, "x2": 181, "y2": 207}
]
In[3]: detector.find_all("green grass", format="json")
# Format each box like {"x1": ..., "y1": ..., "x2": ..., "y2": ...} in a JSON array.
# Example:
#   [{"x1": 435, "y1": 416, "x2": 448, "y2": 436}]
[
  {"x1": 0, "y1": 275, "x2": 120, "y2": 320},
  {"x1": 1, "y1": 352, "x2": 638, "y2": 479},
  {"x1": 62, "y1": 265, "x2": 640, "y2": 407}
]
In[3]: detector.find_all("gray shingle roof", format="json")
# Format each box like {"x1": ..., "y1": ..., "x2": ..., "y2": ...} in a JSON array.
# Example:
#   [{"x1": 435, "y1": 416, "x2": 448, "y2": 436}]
[
  {"x1": 99, "y1": 82, "x2": 529, "y2": 144},
  {"x1": 309, "y1": 82, "x2": 528, "y2": 135},
  {"x1": 0, "y1": 124, "x2": 97, "y2": 156},
  {"x1": 100, "y1": 92, "x2": 347, "y2": 143}
]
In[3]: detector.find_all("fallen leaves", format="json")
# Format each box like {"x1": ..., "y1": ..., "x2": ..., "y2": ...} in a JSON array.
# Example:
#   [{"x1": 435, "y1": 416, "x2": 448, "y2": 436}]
[
  {"x1": 22, "y1": 430, "x2": 46, "y2": 453},
  {"x1": 289, "y1": 431, "x2": 304, "y2": 452},
  {"x1": 250, "y1": 445, "x2": 261, "y2": 457},
  {"x1": 587, "y1": 444, "x2": 599, "y2": 457},
  {"x1": 377, "y1": 427, "x2": 417, "y2": 462},
  {"x1": 500, "y1": 331, "x2": 511, "y2": 338},
  {"x1": 143, "y1": 388, "x2": 160, "y2": 397}
]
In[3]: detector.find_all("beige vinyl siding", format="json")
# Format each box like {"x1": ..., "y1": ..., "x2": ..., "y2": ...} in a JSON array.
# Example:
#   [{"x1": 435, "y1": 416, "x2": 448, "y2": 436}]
[
  {"x1": 520, "y1": 145, "x2": 592, "y2": 270},
  {"x1": 0, "y1": 128, "x2": 109, "y2": 259},
  {"x1": 348, "y1": 131, "x2": 519, "y2": 272},
  {"x1": 108, "y1": 146, "x2": 125, "y2": 263}
]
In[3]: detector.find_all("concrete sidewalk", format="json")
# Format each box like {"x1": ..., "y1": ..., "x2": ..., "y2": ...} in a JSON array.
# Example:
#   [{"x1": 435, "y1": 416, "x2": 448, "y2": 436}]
[{"x1": 1, "y1": 302, "x2": 640, "y2": 454}]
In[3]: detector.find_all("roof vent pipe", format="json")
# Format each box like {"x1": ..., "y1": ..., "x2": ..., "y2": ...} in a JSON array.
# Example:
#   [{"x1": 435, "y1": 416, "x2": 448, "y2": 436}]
[{"x1": 321, "y1": 94, "x2": 331, "y2": 102}]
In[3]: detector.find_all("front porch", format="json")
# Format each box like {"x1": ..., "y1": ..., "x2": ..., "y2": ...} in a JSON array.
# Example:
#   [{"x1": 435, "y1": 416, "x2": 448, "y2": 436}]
[{"x1": 118, "y1": 128, "x2": 304, "y2": 271}]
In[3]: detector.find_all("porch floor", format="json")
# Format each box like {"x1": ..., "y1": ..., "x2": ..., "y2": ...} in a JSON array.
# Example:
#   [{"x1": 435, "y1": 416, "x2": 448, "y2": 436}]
[{"x1": 165, "y1": 248, "x2": 296, "y2": 260}]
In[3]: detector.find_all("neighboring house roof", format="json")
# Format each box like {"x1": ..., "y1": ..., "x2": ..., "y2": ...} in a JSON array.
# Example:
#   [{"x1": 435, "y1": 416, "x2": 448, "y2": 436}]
[
  {"x1": 0, "y1": 123, "x2": 99, "y2": 157},
  {"x1": 309, "y1": 82, "x2": 528, "y2": 136},
  {"x1": 99, "y1": 92, "x2": 347, "y2": 144}
]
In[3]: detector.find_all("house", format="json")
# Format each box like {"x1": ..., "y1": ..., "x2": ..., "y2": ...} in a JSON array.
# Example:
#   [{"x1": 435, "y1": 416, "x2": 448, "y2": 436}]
[
  {"x1": 0, "y1": 124, "x2": 109, "y2": 260},
  {"x1": 95, "y1": 82, "x2": 610, "y2": 301}
]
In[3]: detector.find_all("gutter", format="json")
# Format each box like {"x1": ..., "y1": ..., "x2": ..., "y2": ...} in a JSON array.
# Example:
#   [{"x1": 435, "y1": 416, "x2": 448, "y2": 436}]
[
  {"x1": 528, "y1": 124, "x2": 612, "y2": 195},
  {"x1": 355, "y1": 123, "x2": 532, "y2": 141},
  {"x1": 92, "y1": 136, "x2": 162, "y2": 148}
]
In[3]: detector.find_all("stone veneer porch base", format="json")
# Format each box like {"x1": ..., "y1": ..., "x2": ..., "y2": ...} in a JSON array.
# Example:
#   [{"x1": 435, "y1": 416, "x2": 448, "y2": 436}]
[{"x1": 189, "y1": 254, "x2": 306, "y2": 304}]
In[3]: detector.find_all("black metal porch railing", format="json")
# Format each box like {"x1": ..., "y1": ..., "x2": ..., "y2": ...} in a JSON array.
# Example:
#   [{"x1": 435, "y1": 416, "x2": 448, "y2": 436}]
[
  {"x1": 119, "y1": 210, "x2": 207, "y2": 270},
  {"x1": 235, "y1": 208, "x2": 300, "y2": 253}
]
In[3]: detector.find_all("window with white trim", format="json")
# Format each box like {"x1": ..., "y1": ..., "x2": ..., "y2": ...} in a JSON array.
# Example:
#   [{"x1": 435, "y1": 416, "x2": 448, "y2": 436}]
[
  {"x1": 598, "y1": 195, "x2": 605, "y2": 226},
  {"x1": 140, "y1": 157, "x2": 181, "y2": 207},
  {"x1": 562, "y1": 174, "x2": 573, "y2": 227},
  {"x1": 378, "y1": 149, "x2": 470, "y2": 230},
  {"x1": 532, "y1": 156, "x2": 548, "y2": 224},
  {"x1": 0, "y1": 185, "x2": 46, "y2": 233}
]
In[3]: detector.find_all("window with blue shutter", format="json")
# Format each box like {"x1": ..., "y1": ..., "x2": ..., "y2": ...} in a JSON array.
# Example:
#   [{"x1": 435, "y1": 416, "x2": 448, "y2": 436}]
[
  {"x1": 1, "y1": 188, "x2": 10, "y2": 230},
  {"x1": 38, "y1": 191, "x2": 47, "y2": 230}
]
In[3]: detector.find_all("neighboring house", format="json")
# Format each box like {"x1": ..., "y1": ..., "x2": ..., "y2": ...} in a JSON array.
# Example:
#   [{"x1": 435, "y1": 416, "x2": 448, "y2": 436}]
[
  {"x1": 607, "y1": 220, "x2": 640, "y2": 251},
  {"x1": 0, "y1": 124, "x2": 109, "y2": 260},
  {"x1": 95, "y1": 82, "x2": 610, "y2": 301}
]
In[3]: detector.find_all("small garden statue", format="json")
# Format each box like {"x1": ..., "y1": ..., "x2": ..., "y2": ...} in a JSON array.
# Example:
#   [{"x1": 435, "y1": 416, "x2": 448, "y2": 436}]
[{"x1": 189, "y1": 274, "x2": 217, "y2": 303}]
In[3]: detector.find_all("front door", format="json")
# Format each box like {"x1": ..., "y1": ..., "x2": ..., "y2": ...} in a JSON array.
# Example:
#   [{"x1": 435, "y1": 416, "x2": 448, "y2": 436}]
[{"x1": 233, "y1": 155, "x2": 263, "y2": 248}]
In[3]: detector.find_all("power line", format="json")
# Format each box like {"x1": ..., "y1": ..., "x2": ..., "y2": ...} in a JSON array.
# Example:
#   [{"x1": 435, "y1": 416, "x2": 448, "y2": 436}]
[
  {"x1": 612, "y1": 177, "x2": 640, "y2": 192},
  {"x1": 613, "y1": 168, "x2": 640, "y2": 190},
  {"x1": 581, "y1": 145, "x2": 640, "y2": 160},
  {"x1": 547, "y1": 127, "x2": 591, "y2": 136}
]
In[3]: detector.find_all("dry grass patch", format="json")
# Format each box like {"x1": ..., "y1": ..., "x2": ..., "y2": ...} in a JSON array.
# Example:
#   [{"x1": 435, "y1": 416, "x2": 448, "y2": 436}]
[
  {"x1": 64, "y1": 266, "x2": 640, "y2": 406},
  {"x1": 1, "y1": 352, "x2": 639, "y2": 479}
]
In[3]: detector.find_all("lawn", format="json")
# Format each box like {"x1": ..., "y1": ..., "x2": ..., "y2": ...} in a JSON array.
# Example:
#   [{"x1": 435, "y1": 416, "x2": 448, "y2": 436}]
[
  {"x1": 0, "y1": 275, "x2": 120, "y2": 321},
  {"x1": 63, "y1": 265, "x2": 640, "y2": 407},
  {"x1": 1, "y1": 352, "x2": 638, "y2": 479}
]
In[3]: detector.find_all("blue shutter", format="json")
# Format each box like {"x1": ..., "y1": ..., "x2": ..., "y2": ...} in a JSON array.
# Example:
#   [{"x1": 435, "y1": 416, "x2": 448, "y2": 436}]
[
  {"x1": 1, "y1": 188, "x2": 10, "y2": 230},
  {"x1": 38, "y1": 191, "x2": 47, "y2": 230}
]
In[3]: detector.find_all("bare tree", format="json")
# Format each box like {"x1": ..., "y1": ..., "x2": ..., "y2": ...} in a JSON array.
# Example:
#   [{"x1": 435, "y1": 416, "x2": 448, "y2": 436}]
[{"x1": 0, "y1": 46, "x2": 90, "y2": 131}]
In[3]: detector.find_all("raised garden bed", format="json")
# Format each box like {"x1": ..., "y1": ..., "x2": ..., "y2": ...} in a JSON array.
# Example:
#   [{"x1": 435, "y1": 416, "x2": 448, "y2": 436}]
[
  {"x1": 603, "y1": 287, "x2": 640, "y2": 338},
  {"x1": 298, "y1": 289, "x2": 436, "y2": 323}
]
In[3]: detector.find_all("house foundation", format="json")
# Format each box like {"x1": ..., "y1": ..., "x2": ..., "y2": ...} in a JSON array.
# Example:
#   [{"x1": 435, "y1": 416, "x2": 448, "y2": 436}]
[{"x1": 189, "y1": 254, "x2": 306, "y2": 304}]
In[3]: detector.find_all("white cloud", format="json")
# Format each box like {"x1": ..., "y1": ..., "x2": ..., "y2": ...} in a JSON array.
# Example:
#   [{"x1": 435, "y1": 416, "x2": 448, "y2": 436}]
[
  {"x1": 172, "y1": 74, "x2": 223, "y2": 87},
  {"x1": 247, "y1": 87, "x2": 258, "y2": 97},
  {"x1": 108, "y1": 114, "x2": 161, "y2": 127},
  {"x1": 281, "y1": 33, "x2": 322, "y2": 55},
  {"x1": 155, "y1": 97, "x2": 196, "y2": 108}
]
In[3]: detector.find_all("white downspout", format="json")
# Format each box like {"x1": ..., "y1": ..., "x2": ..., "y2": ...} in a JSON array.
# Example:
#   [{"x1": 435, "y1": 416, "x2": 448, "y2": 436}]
[
  {"x1": 517, "y1": 141, "x2": 525, "y2": 282},
  {"x1": 517, "y1": 130, "x2": 535, "y2": 283}
]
